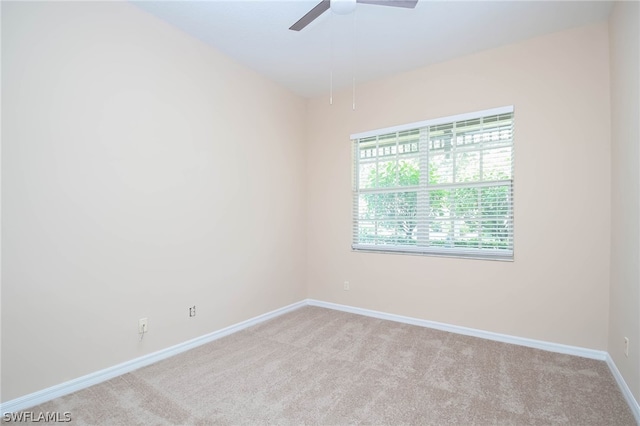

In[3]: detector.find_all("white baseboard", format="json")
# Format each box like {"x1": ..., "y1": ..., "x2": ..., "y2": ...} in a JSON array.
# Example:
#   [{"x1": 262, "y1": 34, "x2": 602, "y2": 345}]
[
  {"x1": 307, "y1": 299, "x2": 607, "y2": 360},
  {"x1": 0, "y1": 300, "x2": 307, "y2": 415},
  {"x1": 308, "y1": 299, "x2": 640, "y2": 423},
  {"x1": 605, "y1": 353, "x2": 640, "y2": 424},
  {"x1": 4, "y1": 298, "x2": 638, "y2": 424}
]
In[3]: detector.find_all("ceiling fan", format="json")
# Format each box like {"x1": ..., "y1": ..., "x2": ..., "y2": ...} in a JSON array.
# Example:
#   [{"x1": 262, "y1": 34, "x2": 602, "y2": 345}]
[{"x1": 289, "y1": 0, "x2": 419, "y2": 31}]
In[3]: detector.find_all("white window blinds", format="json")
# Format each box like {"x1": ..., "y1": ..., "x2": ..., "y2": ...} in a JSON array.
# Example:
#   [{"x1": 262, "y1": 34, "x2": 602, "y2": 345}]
[{"x1": 352, "y1": 106, "x2": 514, "y2": 260}]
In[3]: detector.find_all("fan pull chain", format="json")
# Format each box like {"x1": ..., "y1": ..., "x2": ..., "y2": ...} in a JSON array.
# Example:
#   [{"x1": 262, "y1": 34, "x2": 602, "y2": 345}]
[
  {"x1": 352, "y1": 10, "x2": 356, "y2": 110},
  {"x1": 330, "y1": 71, "x2": 334, "y2": 105},
  {"x1": 330, "y1": 15, "x2": 334, "y2": 105},
  {"x1": 352, "y1": 76, "x2": 356, "y2": 110}
]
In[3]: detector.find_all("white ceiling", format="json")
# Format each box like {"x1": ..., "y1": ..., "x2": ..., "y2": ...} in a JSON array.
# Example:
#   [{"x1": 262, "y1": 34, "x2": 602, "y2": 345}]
[{"x1": 132, "y1": 0, "x2": 613, "y2": 98}]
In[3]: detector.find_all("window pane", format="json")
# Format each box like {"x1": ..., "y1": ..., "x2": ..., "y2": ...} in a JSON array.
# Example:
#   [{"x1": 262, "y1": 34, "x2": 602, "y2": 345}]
[
  {"x1": 483, "y1": 147, "x2": 512, "y2": 180},
  {"x1": 358, "y1": 131, "x2": 420, "y2": 190},
  {"x1": 358, "y1": 192, "x2": 418, "y2": 245},
  {"x1": 363, "y1": 159, "x2": 420, "y2": 189},
  {"x1": 428, "y1": 219, "x2": 451, "y2": 246},
  {"x1": 358, "y1": 162, "x2": 376, "y2": 189},
  {"x1": 454, "y1": 118, "x2": 483, "y2": 149},
  {"x1": 481, "y1": 185, "x2": 510, "y2": 219},
  {"x1": 429, "y1": 154, "x2": 453, "y2": 184},
  {"x1": 452, "y1": 187, "x2": 479, "y2": 218},
  {"x1": 357, "y1": 220, "x2": 377, "y2": 244},
  {"x1": 428, "y1": 189, "x2": 450, "y2": 218},
  {"x1": 359, "y1": 137, "x2": 377, "y2": 159},
  {"x1": 429, "y1": 124, "x2": 453, "y2": 152},
  {"x1": 454, "y1": 151, "x2": 480, "y2": 183},
  {"x1": 397, "y1": 129, "x2": 420, "y2": 151},
  {"x1": 482, "y1": 113, "x2": 514, "y2": 148},
  {"x1": 453, "y1": 221, "x2": 480, "y2": 248},
  {"x1": 376, "y1": 160, "x2": 398, "y2": 187},
  {"x1": 481, "y1": 221, "x2": 510, "y2": 249},
  {"x1": 353, "y1": 108, "x2": 514, "y2": 259},
  {"x1": 398, "y1": 158, "x2": 420, "y2": 186},
  {"x1": 480, "y1": 185, "x2": 511, "y2": 249}
]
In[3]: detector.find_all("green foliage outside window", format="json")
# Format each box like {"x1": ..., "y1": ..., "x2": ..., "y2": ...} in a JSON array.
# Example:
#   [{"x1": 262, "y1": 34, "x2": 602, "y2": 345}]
[{"x1": 361, "y1": 161, "x2": 510, "y2": 249}]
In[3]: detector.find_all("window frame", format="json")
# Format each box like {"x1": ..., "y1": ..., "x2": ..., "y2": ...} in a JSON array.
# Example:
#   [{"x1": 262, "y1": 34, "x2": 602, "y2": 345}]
[{"x1": 351, "y1": 106, "x2": 515, "y2": 261}]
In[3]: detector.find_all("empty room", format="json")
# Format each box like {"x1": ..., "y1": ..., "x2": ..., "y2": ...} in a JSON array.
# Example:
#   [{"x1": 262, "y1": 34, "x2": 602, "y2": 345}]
[{"x1": 1, "y1": 0, "x2": 639, "y2": 424}]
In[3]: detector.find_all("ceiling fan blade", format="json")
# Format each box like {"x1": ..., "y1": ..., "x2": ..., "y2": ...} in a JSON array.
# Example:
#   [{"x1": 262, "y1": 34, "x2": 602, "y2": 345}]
[
  {"x1": 289, "y1": 0, "x2": 331, "y2": 31},
  {"x1": 357, "y1": 0, "x2": 418, "y2": 8}
]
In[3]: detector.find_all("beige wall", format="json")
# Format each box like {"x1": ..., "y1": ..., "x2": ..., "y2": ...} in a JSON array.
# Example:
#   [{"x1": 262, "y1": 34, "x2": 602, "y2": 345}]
[
  {"x1": 2, "y1": 0, "x2": 635, "y2": 408},
  {"x1": 307, "y1": 23, "x2": 611, "y2": 350},
  {"x1": 1, "y1": 2, "x2": 307, "y2": 401},
  {"x1": 609, "y1": 1, "x2": 640, "y2": 404}
]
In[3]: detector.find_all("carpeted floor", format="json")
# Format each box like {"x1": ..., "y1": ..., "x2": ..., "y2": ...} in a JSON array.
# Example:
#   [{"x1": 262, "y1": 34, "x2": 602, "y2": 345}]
[{"x1": 18, "y1": 306, "x2": 637, "y2": 425}]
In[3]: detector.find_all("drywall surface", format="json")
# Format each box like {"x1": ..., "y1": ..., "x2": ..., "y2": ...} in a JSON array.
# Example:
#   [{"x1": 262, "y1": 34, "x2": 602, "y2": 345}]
[
  {"x1": 306, "y1": 23, "x2": 611, "y2": 350},
  {"x1": 609, "y1": 0, "x2": 640, "y2": 404},
  {"x1": 1, "y1": 2, "x2": 306, "y2": 401}
]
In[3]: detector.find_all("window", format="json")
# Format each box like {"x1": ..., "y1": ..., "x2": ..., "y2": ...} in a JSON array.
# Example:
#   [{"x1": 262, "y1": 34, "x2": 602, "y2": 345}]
[{"x1": 352, "y1": 106, "x2": 514, "y2": 260}]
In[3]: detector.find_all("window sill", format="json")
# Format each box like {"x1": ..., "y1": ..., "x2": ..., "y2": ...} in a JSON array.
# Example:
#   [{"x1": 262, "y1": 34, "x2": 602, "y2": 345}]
[{"x1": 351, "y1": 245, "x2": 514, "y2": 262}]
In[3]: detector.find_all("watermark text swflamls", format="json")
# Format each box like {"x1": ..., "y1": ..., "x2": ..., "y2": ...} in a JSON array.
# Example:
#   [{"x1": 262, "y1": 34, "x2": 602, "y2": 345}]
[{"x1": 3, "y1": 411, "x2": 71, "y2": 423}]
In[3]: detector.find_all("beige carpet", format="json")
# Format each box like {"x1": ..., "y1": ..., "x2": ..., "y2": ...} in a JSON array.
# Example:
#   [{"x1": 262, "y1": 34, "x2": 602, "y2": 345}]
[{"x1": 17, "y1": 306, "x2": 636, "y2": 425}]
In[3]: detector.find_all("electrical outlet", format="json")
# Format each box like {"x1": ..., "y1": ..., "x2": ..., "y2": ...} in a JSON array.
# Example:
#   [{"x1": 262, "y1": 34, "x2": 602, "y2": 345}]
[
  {"x1": 189, "y1": 306, "x2": 196, "y2": 317},
  {"x1": 138, "y1": 318, "x2": 148, "y2": 334},
  {"x1": 343, "y1": 281, "x2": 350, "y2": 291},
  {"x1": 624, "y1": 337, "x2": 629, "y2": 357}
]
